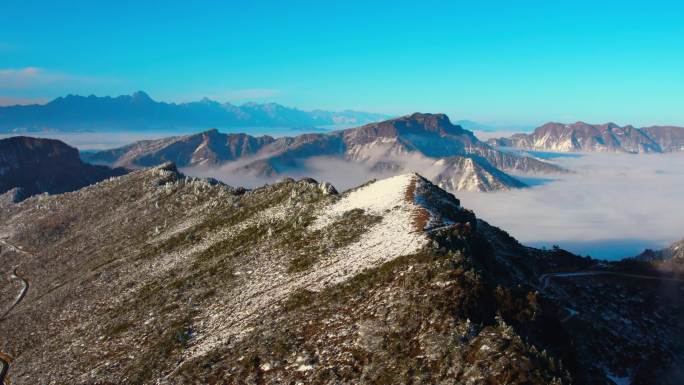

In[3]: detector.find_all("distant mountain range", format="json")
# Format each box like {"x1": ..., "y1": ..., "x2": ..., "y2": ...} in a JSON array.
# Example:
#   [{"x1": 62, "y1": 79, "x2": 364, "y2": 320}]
[
  {"x1": 85, "y1": 113, "x2": 565, "y2": 192},
  {"x1": 0, "y1": 91, "x2": 390, "y2": 132},
  {"x1": 0, "y1": 136, "x2": 127, "y2": 202},
  {"x1": 488, "y1": 121, "x2": 684, "y2": 153}
]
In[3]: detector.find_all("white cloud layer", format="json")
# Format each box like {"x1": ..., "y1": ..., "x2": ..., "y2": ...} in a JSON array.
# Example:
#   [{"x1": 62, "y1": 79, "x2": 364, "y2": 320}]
[
  {"x1": 183, "y1": 156, "x2": 397, "y2": 192},
  {"x1": 457, "y1": 152, "x2": 684, "y2": 260}
]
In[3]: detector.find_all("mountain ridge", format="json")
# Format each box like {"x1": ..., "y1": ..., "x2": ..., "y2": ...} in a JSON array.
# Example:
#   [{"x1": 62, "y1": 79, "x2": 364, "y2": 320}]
[
  {"x1": 0, "y1": 91, "x2": 390, "y2": 132},
  {"x1": 634, "y1": 238, "x2": 684, "y2": 272},
  {"x1": 1, "y1": 166, "x2": 681, "y2": 384},
  {"x1": 0, "y1": 136, "x2": 128, "y2": 201},
  {"x1": 84, "y1": 113, "x2": 564, "y2": 192},
  {"x1": 487, "y1": 121, "x2": 684, "y2": 153}
]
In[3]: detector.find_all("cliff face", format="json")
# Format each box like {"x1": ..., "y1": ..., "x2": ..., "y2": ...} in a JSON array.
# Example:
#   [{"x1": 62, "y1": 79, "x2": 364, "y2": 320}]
[
  {"x1": 0, "y1": 136, "x2": 127, "y2": 200},
  {"x1": 488, "y1": 122, "x2": 684, "y2": 153},
  {"x1": 0, "y1": 166, "x2": 681, "y2": 384},
  {"x1": 640, "y1": 126, "x2": 684, "y2": 152}
]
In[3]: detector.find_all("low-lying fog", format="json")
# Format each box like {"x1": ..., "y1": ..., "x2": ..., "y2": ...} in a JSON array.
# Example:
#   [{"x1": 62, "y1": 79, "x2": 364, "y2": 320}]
[
  {"x1": 183, "y1": 153, "x2": 445, "y2": 192},
  {"x1": 458, "y1": 152, "x2": 684, "y2": 260}
]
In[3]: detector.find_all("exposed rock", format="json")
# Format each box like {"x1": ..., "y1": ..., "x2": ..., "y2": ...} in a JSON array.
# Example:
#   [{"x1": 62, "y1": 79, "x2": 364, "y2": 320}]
[
  {"x1": 0, "y1": 136, "x2": 128, "y2": 201},
  {"x1": 0, "y1": 187, "x2": 28, "y2": 206},
  {"x1": 317, "y1": 182, "x2": 338, "y2": 195},
  {"x1": 633, "y1": 238, "x2": 684, "y2": 272},
  {"x1": 488, "y1": 122, "x2": 684, "y2": 153}
]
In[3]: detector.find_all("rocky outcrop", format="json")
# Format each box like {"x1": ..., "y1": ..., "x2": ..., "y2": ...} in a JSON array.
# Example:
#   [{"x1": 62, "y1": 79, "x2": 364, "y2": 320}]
[
  {"x1": 640, "y1": 126, "x2": 684, "y2": 152},
  {"x1": 634, "y1": 238, "x2": 684, "y2": 273},
  {"x1": 0, "y1": 136, "x2": 128, "y2": 201},
  {"x1": 488, "y1": 121, "x2": 684, "y2": 153},
  {"x1": 432, "y1": 156, "x2": 526, "y2": 192}
]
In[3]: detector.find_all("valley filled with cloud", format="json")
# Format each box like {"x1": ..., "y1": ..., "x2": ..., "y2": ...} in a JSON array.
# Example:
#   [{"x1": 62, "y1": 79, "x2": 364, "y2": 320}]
[{"x1": 459, "y1": 152, "x2": 684, "y2": 259}]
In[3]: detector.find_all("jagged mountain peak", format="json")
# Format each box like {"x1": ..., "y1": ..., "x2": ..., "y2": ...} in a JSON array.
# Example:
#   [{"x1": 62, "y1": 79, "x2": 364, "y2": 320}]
[
  {"x1": 405, "y1": 111, "x2": 451, "y2": 124},
  {"x1": 634, "y1": 237, "x2": 684, "y2": 268},
  {"x1": 343, "y1": 112, "x2": 476, "y2": 148},
  {"x1": 49, "y1": 91, "x2": 154, "y2": 105},
  {"x1": 538, "y1": 121, "x2": 620, "y2": 131},
  {"x1": 491, "y1": 121, "x2": 684, "y2": 153},
  {"x1": 570, "y1": 121, "x2": 593, "y2": 127},
  {"x1": 1, "y1": 92, "x2": 389, "y2": 132},
  {"x1": 364, "y1": 112, "x2": 465, "y2": 134},
  {"x1": 198, "y1": 128, "x2": 220, "y2": 136},
  {"x1": 131, "y1": 90, "x2": 153, "y2": 102}
]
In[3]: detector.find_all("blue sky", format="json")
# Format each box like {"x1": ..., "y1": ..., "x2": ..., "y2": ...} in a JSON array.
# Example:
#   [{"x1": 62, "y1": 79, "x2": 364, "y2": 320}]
[{"x1": 1, "y1": 0, "x2": 683, "y2": 126}]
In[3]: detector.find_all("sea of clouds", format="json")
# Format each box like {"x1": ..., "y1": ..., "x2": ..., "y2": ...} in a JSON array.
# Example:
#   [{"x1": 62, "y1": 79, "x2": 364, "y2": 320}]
[
  {"x1": 458, "y1": 152, "x2": 684, "y2": 260},
  {"x1": 184, "y1": 154, "x2": 426, "y2": 192}
]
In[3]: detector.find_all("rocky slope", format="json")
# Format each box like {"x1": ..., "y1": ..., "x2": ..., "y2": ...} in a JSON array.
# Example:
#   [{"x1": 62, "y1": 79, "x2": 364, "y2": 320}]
[
  {"x1": 86, "y1": 113, "x2": 562, "y2": 192},
  {"x1": 0, "y1": 136, "x2": 128, "y2": 201},
  {"x1": 0, "y1": 92, "x2": 388, "y2": 132},
  {"x1": 488, "y1": 122, "x2": 684, "y2": 153},
  {"x1": 88, "y1": 129, "x2": 276, "y2": 168},
  {"x1": 430, "y1": 156, "x2": 526, "y2": 191},
  {"x1": 634, "y1": 238, "x2": 684, "y2": 272},
  {"x1": 0, "y1": 166, "x2": 681, "y2": 384},
  {"x1": 640, "y1": 126, "x2": 684, "y2": 152}
]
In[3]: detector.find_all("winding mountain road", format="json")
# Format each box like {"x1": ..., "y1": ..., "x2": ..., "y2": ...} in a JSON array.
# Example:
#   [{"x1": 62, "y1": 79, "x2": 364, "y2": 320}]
[
  {"x1": 0, "y1": 267, "x2": 29, "y2": 321},
  {"x1": 540, "y1": 270, "x2": 684, "y2": 291},
  {"x1": 0, "y1": 239, "x2": 32, "y2": 385},
  {"x1": 538, "y1": 270, "x2": 684, "y2": 322}
]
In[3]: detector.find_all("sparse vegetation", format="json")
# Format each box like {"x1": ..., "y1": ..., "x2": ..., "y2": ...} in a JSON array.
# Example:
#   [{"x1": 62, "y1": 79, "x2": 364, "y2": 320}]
[
  {"x1": 286, "y1": 208, "x2": 382, "y2": 273},
  {"x1": 1, "y1": 165, "x2": 682, "y2": 385}
]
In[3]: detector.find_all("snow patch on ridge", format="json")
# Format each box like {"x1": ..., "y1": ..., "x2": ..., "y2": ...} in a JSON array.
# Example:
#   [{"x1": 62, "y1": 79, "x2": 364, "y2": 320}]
[
  {"x1": 305, "y1": 173, "x2": 461, "y2": 289},
  {"x1": 185, "y1": 174, "x2": 439, "y2": 361},
  {"x1": 312, "y1": 173, "x2": 420, "y2": 230},
  {"x1": 307, "y1": 174, "x2": 432, "y2": 289}
]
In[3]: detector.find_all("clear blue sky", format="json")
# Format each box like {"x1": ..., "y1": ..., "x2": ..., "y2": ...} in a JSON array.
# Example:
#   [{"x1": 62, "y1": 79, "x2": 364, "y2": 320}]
[{"x1": 1, "y1": 0, "x2": 683, "y2": 126}]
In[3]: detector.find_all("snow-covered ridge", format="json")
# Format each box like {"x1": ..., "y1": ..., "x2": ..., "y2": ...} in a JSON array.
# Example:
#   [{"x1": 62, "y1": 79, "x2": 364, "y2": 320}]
[
  {"x1": 187, "y1": 173, "x2": 471, "y2": 360},
  {"x1": 187, "y1": 174, "x2": 440, "y2": 359},
  {"x1": 313, "y1": 172, "x2": 465, "y2": 232},
  {"x1": 312, "y1": 173, "x2": 419, "y2": 230}
]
